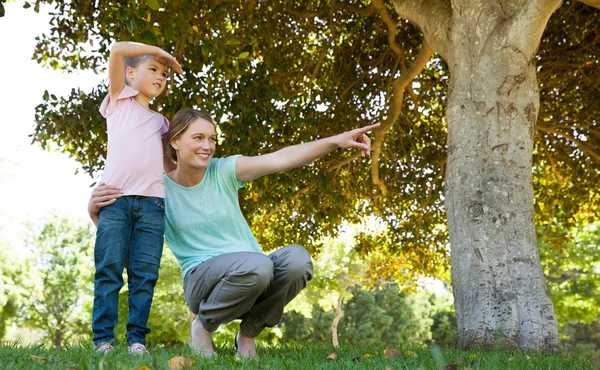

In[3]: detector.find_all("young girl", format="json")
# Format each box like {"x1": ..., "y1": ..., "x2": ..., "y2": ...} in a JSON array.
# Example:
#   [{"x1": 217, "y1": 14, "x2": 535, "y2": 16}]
[{"x1": 91, "y1": 41, "x2": 182, "y2": 354}]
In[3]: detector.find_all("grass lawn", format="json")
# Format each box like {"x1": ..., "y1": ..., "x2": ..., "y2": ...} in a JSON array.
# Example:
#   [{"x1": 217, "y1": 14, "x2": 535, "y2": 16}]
[{"x1": 0, "y1": 342, "x2": 595, "y2": 369}]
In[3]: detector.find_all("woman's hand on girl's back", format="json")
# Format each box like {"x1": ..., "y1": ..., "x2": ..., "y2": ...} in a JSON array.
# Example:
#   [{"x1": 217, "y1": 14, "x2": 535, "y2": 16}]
[{"x1": 88, "y1": 182, "x2": 122, "y2": 226}]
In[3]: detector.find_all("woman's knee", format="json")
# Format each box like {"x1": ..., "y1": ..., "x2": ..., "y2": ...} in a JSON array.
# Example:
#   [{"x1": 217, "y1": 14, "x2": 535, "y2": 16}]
[
  {"x1": 281, "y1": 244, "x2": 313, "y2": 280},
  {"x1": 231, "y1": 255, "x2": 274, "y2": 291},
  {"x1": 252, "y1": 256, "x2": 275, "y2": 288}
]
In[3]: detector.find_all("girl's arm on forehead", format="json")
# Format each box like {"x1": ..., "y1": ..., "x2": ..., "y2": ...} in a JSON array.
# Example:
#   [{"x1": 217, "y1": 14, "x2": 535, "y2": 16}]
[
  {"x1": 108, "y1": 42, "x2": 160, "y2": 100},
  {"x1": 108, "y1": 42, "x2": 183, "y2": 100}
]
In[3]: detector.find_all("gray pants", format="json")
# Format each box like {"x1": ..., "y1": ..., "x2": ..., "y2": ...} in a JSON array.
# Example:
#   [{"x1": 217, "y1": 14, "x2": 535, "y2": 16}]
[{"x1": 183, "y1": 244, "x2": 313, "y2": 338}]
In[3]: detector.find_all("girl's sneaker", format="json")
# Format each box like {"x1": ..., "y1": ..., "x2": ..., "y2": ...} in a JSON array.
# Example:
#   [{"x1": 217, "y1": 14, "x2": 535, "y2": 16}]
[
  {"x1": 128, "y1": 343, "x2": 149, "y2": 355},
  {"x1": 96, "y1": 342, "x2": 114, "y2": 353}
]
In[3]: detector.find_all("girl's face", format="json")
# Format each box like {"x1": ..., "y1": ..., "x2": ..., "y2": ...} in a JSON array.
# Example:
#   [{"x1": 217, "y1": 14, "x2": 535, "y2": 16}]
[
  {"x1": 172, "y1": 118, "x2": 217, "y2": 170},
  {"x1": 126, "y1": 58, "x2": 168, "y2": 98}
]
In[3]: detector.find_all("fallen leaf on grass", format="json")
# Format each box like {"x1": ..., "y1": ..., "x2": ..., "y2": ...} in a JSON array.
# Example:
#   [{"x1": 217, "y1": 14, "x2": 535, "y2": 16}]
[
  {"x1": 167, "y1": 356, "x2": 194, "y2": 370},
  {"x1": 65, "y1": 366, "x2": 79, "y2": 370},
  {"x1": 383, "y1": 348, "x2": 400, "y2": 358},
  {"x1": 29, "y1": 355, "x2": 52, "y2": 363},
  {"x1": 326, "y1": 351, "x2": 337, "y2": 360},
  {"x1": 442, "y1": 365, "x2": 458, "y2": 370},
  {"x1": 352, "y1": 353, "x2": 373, "y2": 361},
  {"x1": 405, "y1": 350, "x2": 418, "y2": 358},
  {"x1": 131, "y1": 366, "x2": 151, "y2": 370}
]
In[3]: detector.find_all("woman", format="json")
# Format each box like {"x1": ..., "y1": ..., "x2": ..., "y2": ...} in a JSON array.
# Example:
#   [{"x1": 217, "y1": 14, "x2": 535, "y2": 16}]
[{"x1": 89, "y1": 108, "x2": 378, "y2": 357}]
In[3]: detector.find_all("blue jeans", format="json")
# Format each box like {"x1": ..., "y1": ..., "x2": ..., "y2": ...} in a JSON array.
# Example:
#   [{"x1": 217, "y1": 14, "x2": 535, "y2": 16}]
[{"x1": 92, "y1": 196, "x2": 165, "y2": 346}]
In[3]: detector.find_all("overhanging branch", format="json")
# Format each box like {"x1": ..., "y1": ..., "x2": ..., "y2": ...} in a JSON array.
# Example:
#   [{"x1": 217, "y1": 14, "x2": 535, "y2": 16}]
[
  {"x1": 392, "y1": 0, "x2": 452, "y2": 59},
  {"x1": 578, "y1": 0, "x2": 600, "y2": 8},
  {"x1": 372, "y1": 0, "x2": 406, "y2": 64},
  {"x1": 370, "y1": 40, "x2": 433, "y2": 196}
]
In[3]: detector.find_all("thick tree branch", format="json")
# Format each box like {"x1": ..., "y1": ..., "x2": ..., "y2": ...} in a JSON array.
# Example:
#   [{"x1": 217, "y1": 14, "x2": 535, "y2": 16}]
[
  {"x1": 370, "y1": 41, "x2": 433, "y2": 196},
  {"x1": 371, "y1": 0, "x2": 405, "y2": 63},
  {"x1": 513, "y1": 0, "x2": 563, "y2": 60},
  {"x1": 392, "y1": 0, "x2": 452, "y2": 59},
  {"x1": 578, "y1": 0, "x2": 600, "y2": 8}
]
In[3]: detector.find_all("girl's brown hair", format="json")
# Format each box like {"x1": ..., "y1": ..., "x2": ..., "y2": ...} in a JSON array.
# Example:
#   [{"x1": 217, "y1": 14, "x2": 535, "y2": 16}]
[
  {"x1": 165, "y1": 108, "x2": 217, "y2": 162},
  {"x1": 124, "y1": 55, "x2": 157, "y2": 85}
]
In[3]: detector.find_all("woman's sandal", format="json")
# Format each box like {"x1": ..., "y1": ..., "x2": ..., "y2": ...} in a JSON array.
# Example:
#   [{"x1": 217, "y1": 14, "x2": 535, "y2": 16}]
[{"x1": 234, "y1": 332, "x2": 240, "y2": 359}]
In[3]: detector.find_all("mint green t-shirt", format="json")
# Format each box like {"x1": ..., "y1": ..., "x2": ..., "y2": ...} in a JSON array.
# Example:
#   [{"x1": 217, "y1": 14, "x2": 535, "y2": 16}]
[{"x1": 164, "y1": 155, "x2": 263, "y2": 280}]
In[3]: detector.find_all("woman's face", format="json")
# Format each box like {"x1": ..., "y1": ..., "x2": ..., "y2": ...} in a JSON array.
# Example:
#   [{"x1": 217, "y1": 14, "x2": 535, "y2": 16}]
[{"x1": 172, "y1": 118, "x2": 217, "y2": 170}]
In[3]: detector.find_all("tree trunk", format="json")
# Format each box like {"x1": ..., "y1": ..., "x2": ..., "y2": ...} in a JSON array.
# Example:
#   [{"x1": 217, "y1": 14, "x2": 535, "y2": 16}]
[
  {"x1": 331, "y1": 295, "x2": 344, "y2": 348},
  {"x1": 443, "y1": 2, "x2": 559, "y2": 350}
]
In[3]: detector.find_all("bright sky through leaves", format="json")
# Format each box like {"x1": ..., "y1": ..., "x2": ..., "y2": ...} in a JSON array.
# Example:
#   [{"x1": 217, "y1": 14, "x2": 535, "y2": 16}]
[{"x1": 0, "y1": 2, "x2": 100, "y2": 249}]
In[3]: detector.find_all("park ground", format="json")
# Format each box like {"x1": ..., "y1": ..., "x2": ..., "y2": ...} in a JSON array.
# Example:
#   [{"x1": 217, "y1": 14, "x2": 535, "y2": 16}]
[{"x1": 0, "y1": 343, "x2": 596, "y2": 370}]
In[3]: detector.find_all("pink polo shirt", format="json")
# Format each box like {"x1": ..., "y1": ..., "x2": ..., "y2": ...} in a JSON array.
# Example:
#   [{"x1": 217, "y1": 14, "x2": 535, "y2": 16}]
[{"x1": 99, "y1": 85, "x2": 169, "y2": 198}]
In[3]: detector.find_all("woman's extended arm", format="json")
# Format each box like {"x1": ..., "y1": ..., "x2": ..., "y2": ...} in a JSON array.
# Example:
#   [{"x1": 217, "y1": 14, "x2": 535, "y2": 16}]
[{"x1": 235, "y1": 123, "x2": 379, "y2": 182}]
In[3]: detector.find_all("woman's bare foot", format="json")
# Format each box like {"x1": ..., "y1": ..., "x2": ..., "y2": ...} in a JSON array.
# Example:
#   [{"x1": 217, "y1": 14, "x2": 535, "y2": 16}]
[
  {"x1": 189, "y1": 317, "x2": 216, "y2": 356},
  {"x1": 235, "y1": 331, "x2": 257, "y2": 358}
]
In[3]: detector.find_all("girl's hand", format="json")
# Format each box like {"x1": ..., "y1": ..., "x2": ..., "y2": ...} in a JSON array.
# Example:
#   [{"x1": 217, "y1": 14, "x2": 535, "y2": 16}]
[
  {"x1": 156, "y1": 49, "x2": 184, "y2": 74},
  {"x1": 334, "y1": 123, "x2": 380, "y2": 157}
]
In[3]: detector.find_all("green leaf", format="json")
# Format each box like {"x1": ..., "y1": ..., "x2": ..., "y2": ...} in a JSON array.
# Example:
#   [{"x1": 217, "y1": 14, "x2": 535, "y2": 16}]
[
  {"x1": 226, "y1": 39, "x2": 241, "y2": 46},
  {"x1": 164, "y1": 25, "x2": 174, "y2": 41},
  {"x1": 237, "y1": 52, "x2": 249, "y2": 59},
  {"x1": 146, "y1": 0, "x2": 160, "y2": 11},
  {"x1": 127, "y1": 18, "x2": 136, "y2": 33}
]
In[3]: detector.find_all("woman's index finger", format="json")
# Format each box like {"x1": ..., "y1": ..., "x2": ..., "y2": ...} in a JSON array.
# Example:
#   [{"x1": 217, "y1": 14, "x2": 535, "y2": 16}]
[{"x1": 357, "y1": 123, "x2": 380, "y2": 133}]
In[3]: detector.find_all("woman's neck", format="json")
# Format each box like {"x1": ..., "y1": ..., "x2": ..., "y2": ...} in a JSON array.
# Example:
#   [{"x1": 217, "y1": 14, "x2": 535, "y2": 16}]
[{"x1": 169, "y1": 165, "x2": 207, "y2": 188}]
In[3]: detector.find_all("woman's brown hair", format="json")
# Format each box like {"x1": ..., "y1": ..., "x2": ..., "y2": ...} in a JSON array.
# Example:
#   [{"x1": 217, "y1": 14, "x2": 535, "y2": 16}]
[{"x1": 164, "y1": 108, "x2": 217, "y2": 162}]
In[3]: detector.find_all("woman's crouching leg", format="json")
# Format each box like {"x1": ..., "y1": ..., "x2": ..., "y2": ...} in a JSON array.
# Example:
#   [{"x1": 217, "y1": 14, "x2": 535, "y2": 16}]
[
  {"x1": 184, "y1": 252, "x2": 275, "y2": 332},
  {"x1": 240, "y1": 244, "x2": 314, "y2": 338}
]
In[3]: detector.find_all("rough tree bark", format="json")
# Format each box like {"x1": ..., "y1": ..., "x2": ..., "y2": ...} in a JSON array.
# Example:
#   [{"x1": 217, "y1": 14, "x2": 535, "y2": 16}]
[{"x1": 392, "y1": 0, "x2": 566, "y2": 350}]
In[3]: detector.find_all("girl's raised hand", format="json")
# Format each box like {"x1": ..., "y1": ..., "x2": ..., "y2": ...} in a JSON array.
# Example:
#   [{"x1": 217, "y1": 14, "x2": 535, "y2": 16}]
[
  {"x1": 334, "y1": 123, "x2": 380, "y2": 157},
  {"x1": 156, "y1": 49, "x2": 184, "y2": 74}
]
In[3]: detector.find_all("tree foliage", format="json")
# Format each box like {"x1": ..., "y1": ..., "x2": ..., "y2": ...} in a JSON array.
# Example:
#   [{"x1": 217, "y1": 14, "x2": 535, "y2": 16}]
[
  {"x1": 283, "y1": 284, "x2": 449, "y2": 346},
  {"x1": 540, "y1": 222, "x2": 600, "y2": 326},
  {"x1": 23, "y1": 215, "x2": 95, "y2": 348},
  {"x1": 24, "y1": 0, "x2": 600, "y2": 282},
  {"x1": 0, "y1": 240, "x2": 33, "y2": 340}
]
